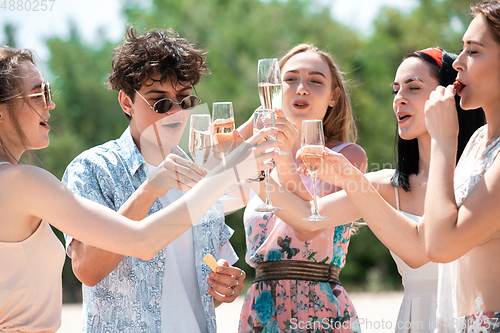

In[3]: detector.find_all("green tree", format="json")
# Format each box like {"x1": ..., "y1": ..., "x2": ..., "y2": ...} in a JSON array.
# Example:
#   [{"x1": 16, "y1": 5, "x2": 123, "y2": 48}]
[
  {"x1": 39, "y1": 25, "x2": 128, "y2": 179},
  {"x1": 4, "y1": 24, "x2": 16, "y2": 47}
]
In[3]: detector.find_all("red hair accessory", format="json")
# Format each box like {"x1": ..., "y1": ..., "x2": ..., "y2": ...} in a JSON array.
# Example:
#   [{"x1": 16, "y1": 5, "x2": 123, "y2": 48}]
[{"x1": 417, "y1": 47, "x2": 443, "y2": 67}]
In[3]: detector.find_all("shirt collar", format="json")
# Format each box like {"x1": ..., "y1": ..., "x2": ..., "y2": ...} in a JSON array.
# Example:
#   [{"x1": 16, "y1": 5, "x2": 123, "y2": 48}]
[
  {"x1": 116, "y1": 127, "x2": 147, "y2": 177},
  {"x1": 116, "y1": 127, "x2": 191, "y2": 177}
]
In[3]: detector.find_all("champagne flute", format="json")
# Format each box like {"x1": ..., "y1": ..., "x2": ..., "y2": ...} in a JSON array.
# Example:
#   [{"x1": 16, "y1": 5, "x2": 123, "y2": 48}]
[
  {"x1": 189, "y1": 114, "x2": 211, "y2": 167},
  {"x1": 257, "y1": 58, "x2": 288, "y2": 155},
  {"x1": 212, "y1": 102, "x2": 238, "y2": 201},
  {"x1": 301, "y1": 119, "x2": 329, "y2": 221},
  {"x1": 253, "y1": 109, "x2": 282, "y2": 212}
]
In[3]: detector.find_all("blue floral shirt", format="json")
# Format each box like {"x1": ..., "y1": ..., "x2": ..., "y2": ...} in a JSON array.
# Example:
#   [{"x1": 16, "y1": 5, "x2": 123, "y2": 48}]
[{"x1": 62, "y1": 128, "x2": 233, "y2": 333}]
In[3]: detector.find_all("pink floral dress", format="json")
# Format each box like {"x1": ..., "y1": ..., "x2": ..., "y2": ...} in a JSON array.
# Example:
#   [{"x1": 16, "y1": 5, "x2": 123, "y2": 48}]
[{"x1": 239, "y1": 144, "x2": 362, "y2": 333}]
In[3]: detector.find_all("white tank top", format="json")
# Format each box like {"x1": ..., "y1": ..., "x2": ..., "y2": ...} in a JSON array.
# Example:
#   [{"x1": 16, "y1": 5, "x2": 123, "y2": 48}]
[{"x1": 391, "y1": 187, "x2": 438, "y2": 295}]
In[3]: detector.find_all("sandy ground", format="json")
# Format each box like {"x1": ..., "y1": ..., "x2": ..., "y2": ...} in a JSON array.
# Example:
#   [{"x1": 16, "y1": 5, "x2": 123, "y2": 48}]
[{"x1": 58, "y1": 291, "x2": 404, "y2": 332}]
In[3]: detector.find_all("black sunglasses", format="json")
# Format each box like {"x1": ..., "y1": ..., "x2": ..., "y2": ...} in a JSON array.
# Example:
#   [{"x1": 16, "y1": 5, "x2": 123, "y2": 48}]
[{"x1": 134, "y1": 87, "x2": 201, "y2": 114}]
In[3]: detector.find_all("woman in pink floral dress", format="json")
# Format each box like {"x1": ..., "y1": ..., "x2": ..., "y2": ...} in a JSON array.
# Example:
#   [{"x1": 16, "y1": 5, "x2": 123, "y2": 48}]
[{"x1": 238, "y1": 44, "x2": 367, "y2": 333}]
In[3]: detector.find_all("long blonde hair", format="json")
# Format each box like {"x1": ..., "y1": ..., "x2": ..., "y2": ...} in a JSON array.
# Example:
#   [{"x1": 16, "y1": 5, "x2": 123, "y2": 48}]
[{"x1": 279, "y1": 44, "x2": 358, "y2": 143}]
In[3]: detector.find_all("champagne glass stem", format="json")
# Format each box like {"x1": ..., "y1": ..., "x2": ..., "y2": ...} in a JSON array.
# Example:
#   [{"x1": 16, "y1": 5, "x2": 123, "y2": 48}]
[
  {"x1": 220, "y1": 153, "x2": 237, "y2": 200},
  {"x1": 302, "y1": 170, "x2": 327, "y2": 221},
  {"x1": 253, "y1": 109, "x2": 282, "y2": 212},
  {"x1": 255, "y1": 168, "x2": 282, "y2": 212},
  {"x1": 264, "y1": 169, "x2": 272, "y2": 206},
  {"x1": 311, "y1": 172, "x2": 320, "y2": 216},
  {"x1": 301, "y1": 120, "x2": 329, "y2": 221},
  {"x1": 303, "y1": 172, "x2": 329, "y2": 221}
]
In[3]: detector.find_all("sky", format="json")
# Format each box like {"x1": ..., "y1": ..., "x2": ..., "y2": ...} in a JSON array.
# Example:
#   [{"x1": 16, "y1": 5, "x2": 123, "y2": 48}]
[{"x1": 1, "y1": 0, "x2": 417, "y2": 65}]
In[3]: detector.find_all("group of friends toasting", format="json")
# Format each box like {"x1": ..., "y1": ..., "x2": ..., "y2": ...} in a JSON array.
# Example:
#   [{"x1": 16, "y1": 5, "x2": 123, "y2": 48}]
[{"x1": 1, "y1": 0, "x2": 500, "y2": 332}]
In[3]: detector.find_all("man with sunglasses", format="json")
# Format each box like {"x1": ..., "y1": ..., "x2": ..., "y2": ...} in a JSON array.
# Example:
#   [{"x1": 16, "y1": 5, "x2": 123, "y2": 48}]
[{"x1": 61, "y1": 27, "x2": 245, "y2": 333}]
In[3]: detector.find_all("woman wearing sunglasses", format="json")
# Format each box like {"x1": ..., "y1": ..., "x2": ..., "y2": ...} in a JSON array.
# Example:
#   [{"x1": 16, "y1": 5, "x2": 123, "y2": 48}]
[{"x1": 0, "y1": 44, "x2": 278, "y2": 332}]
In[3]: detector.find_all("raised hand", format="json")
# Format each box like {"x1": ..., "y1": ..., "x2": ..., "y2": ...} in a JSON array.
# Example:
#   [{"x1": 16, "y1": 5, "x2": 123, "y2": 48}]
[
  {"x1": 210, "y1": 127, "x2": 280, "y2": 182},
  {"x1": 297, "y1": 147, "x2": 358, "y2": 187},
  {"x1": 424, "y1": 85, "x2": 459, "y2": 144},
  {"x1": 274, "y1": 108, "x2": 299, "y2": 154},
  {"x1": 147, "y1": 154, "x2": 207, "y2": 193}
]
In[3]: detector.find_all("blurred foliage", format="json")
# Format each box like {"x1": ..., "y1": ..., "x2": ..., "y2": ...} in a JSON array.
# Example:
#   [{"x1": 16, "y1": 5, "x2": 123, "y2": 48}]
[
  {"x1": 3, "y1": 0, "x2": 472, "y2": 302},
  {"x1": 38, "y1": 25, "x2": 128, "y2": 179},
  {"x1": 4, "y1": 24, "x2": 16, "y2": 47}
]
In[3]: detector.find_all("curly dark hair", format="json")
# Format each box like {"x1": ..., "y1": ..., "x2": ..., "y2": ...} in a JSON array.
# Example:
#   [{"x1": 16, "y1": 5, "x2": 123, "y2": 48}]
[{"x1": 107, "y1": 26, "x2": 210, "y2": 118}]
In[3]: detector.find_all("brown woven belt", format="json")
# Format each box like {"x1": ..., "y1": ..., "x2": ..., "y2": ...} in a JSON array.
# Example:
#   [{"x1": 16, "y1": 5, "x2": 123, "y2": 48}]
[{"x1": 254, "y1": 260, "x2": 340, "y2": 284}]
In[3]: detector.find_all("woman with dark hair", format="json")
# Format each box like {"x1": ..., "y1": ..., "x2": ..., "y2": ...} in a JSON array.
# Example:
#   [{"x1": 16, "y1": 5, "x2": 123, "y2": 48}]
[
  {"x1": 424, "y1": 1, "x2": 500, "y2": 331},
  {"x1": 247, "y1": 47, "x2": 484, "y2": 332},
  {"x1": 392, "y1": 50, "x2": 485, "y2": 192}
]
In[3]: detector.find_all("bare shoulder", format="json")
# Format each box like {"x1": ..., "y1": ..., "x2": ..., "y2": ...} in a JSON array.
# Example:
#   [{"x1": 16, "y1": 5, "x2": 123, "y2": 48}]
[
  {"x1": 0, "y1": 164, "x2": 57, "y2": 187},
  {"x1": 365, "y1": 168, "x2": 394, "y2": 183},
  {"x1": 341, "y1": 144, "x2": 367, "y2": 160},
  {"x1": 0, "y1": 164, "x2": 63, "y2": 240},
  {"x1": 0, "y1": 164, "x2": 64, "y2": 203},
  {"x1": 328, "y1": 141, "x2": 367, "y2": 173},
  {"x1": 483, "y1": 149, "x2": 500, "y2": 184},
  {"x1": 365, "y1": 169, "x2": 396, "y2": 203}
]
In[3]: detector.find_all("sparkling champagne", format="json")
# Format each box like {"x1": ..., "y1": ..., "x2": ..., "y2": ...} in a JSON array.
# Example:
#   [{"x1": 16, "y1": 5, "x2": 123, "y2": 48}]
[
  {"x1": 258, "y1": 83, "x2": 282, "y2": 109},
  {"x1": 301, "y1": 153, "x2": 323, "y2": 172},
  {"x1": 301, "y1": 145, "x2": 324, "y2": 173},
  {"x1": 189, "y1": 128, "x2": 211, "y2": 166},
  {"x1": 212, "y1": 118, "x2": 235, "y2": 154}
]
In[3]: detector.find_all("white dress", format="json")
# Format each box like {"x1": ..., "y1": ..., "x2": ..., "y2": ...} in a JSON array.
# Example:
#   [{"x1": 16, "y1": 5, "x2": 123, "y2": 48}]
[
  {"x1": 390, "y1": 187, "x2": 438, "y2": 333},
  {"x1": 436, "y1": 125, "x2": 500, "y2": 333}
]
